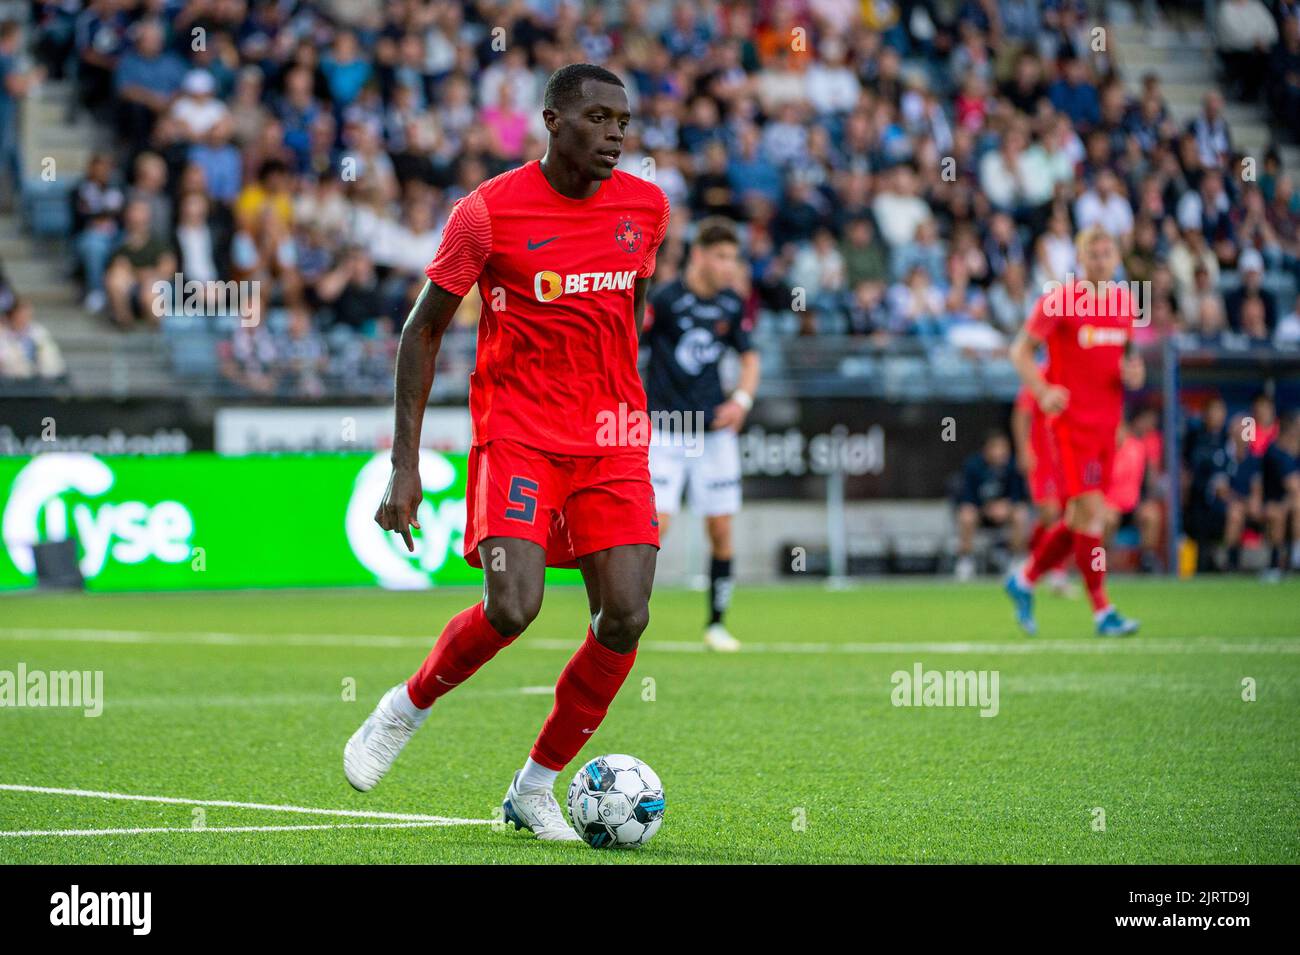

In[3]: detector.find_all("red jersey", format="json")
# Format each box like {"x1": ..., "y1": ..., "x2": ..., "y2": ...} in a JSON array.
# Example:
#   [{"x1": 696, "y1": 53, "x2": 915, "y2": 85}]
[
  {"x1": 1024, "y1": 279, "x2": 1135, "y2": 433},
  {"x1": 426, "y1": 160, "x2": 671, "y2": 455}
]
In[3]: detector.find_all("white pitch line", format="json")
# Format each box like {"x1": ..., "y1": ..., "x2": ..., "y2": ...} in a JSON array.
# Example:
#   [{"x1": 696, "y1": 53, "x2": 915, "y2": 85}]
[
  {"x1": 0, "y1": 627, "x2": 1297, "y2": 655},
  {"x1": 0, "y1": 784, "x2": 491, "y2": 825},
  {"x1": 0, "y1": 822, "x2": 454, "y2": 838}
]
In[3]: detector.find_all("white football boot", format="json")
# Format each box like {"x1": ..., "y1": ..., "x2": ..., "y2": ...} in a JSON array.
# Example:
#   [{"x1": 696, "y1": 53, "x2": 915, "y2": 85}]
[
  {"x1": 704, "y1": 623, "x2": 741, "y2": 652},
  {"x1": 344, "y1": 683, "x2": 421, "y2": 792},
  {"x1": 501, "y1": 772, "x2": 581, "y2": 842}
]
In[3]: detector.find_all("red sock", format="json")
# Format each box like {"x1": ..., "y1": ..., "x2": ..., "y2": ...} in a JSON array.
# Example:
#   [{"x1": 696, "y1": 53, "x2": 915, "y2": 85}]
[
  {"x1": 529, "y1": 629, "x2": 636, "y2": 772},
  {"x1": 1025, "y1": 521, "x2": 1074, "y2": 584},
  {"x1": 407, "y1": 603, "x2": 517, "y2": 708},
  {"x1": 1072, "y1": 532, "x2": 1109, "y2": 612}
]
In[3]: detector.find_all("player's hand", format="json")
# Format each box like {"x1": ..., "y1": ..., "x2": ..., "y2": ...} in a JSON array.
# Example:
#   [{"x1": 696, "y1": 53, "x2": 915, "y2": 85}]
[
  {"x1": 1035, "y1": 384, "x2": 1069, "y2": 416},
  {"x1": 375, "y1": 464, "x2": 423, "y2": 552},
  {"x1": 1121, "y1": 354, "x2": 1146, "y2": 390},
  {"x1": 711, "y1": 399, "x2": 748, "y2": 432}
]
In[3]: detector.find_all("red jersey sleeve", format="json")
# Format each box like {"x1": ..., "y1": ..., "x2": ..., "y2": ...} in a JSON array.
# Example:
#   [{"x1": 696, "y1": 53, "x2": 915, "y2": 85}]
[
  {"x1": 1024, "y1": 287, "x2": 1059, "y2": 341},
  {"x1": 637, "y1": 189, "x2": 671, "y2": 279},
  {"x1": 426, "y1": 190, "x2": 492, "y2": 295}
]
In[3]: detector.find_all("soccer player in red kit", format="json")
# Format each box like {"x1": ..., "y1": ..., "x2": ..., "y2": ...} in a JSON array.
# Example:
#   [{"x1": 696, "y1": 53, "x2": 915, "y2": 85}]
[
  {"x1": 343, "y1": 64, "x2": 671, "y2": 841},
  {"x1": 1004, "y1": 226, "x2": 1145, "y2": 636}
]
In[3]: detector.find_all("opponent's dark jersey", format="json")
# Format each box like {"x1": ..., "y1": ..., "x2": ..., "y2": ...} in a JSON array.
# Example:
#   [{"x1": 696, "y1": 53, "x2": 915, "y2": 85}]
[
  {"x1": 642, "y1": 279, "x2": 753, "y2": 427},
  {"x1": 1262, "y1": 443, "x2": 1298, "y2": 501}
]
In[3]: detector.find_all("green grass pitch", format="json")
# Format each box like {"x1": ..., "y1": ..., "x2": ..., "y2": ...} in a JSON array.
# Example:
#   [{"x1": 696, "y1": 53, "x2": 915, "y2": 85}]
[{"x1": 1, "y1": 578, "x2": 1297, "y2": 864}]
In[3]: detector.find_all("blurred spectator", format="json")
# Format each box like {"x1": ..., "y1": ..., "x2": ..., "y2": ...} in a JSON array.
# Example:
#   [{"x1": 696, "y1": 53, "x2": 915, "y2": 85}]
[
  {"x1": 988, "y1": 260, "x2": 1034, "y2": 334},
  {"x1": 1276, "y1": 293, "x2": 1300, "y2": 345},
  {"x1": 872, "y1": 164, "x2": 933, "y2": 249},
  {"x1": 0, "y1": 299, "x2": 64, "y2": 379},
  {"x1": 173, "y1": 192, "x2": 229, "y2": 289},
  {"x1": 0, "y1": 20, "x2": 44, "y2": 208},
  {"x1": 893, "y1": 217, "x2": 946, "y2": 283},
  {"x1": 1189, "y1": 91, "x2": 1233, "y2": 171},
  {"x1": 114, "y1": 19, "x2": 185, "y2": 144},
  {"x1": 952, "y1": 431, "x2": 1029, "y2": 581},
  {"x1": 1225, "y1": 249, "x2": 1278, "y2": 332},
  {"x1": 74, "y1": 151, "x2": 124, "y2": 313},
  {"x1": 1074, "y1": 170, "x2": 1134, "y2": 244},
  {"x1": 1216, "y1": 0, "x2": 1278, "y2": 101},
  {"x1": 105, "y1": 199, "x2": 176, "y2": 329}
]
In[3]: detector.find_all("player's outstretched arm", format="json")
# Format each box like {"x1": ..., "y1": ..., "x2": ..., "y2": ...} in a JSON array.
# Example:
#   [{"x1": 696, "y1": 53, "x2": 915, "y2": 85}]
[{"x1": 375, "y1": 279, "x2": 463, "y2": 551}]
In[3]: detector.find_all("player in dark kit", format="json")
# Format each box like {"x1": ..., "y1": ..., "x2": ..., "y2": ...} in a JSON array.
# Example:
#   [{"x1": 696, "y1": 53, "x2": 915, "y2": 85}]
[
  {"x1": 643, "y1": 217, "x2": 759, "y2": 651},
  {"x1": 343, "y1": 65, "x2": 671, "y2": 841}
]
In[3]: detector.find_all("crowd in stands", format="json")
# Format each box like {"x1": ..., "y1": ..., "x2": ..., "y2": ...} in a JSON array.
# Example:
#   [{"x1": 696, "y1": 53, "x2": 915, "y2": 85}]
[{"x1": 0, "y1": 1, "x2": 1298, "y2": 394}]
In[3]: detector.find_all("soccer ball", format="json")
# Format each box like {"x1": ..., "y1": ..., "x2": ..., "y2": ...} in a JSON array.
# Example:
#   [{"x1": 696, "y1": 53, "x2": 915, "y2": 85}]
[{"x1": 566, "y1": 754, "x2": 665, "y2": 849}]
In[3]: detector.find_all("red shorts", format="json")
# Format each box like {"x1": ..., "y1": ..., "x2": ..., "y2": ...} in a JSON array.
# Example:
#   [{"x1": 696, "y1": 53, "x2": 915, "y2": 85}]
[
  {"x1": 1049, "y1": 417, "x2": 1116, "y2": 502},
  {"x1": 463, "y1": 439, "x2": 659, "y2": 569}
]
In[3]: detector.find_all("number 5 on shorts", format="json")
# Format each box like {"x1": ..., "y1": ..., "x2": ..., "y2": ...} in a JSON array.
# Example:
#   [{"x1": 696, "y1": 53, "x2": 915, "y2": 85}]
[{"x1": 504, "y1": 476, "x2": 539, "y2": 523}]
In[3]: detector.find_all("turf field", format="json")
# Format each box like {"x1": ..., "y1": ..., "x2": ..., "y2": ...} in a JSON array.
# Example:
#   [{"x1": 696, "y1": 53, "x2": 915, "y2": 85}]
[{"x1": 1, "y1": 578, "x2": 1297, "y2": 864}]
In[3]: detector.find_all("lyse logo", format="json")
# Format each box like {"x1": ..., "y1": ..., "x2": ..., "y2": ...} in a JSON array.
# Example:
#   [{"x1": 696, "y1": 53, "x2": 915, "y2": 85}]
[{"x1": 50, "y1": 885, "x2": 151, "y2": 935}]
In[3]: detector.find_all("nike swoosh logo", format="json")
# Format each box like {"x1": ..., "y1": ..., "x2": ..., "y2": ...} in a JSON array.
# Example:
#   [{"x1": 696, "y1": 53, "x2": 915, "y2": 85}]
[
  {"x1": 435, "y1": 675, "x2": 461, "y2": 687},
  {"x1": 581, "y1": 728, "x2": 596, "y2": 734},
  {"x1": 528, "y1": 236, "x2": 558, "y2": 250}
]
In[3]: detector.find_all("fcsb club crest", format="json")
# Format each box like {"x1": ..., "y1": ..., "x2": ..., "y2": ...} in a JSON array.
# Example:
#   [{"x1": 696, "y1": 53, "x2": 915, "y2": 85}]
[{"x1": 615, "y1": 217, "x2": 642, "y2": 253}]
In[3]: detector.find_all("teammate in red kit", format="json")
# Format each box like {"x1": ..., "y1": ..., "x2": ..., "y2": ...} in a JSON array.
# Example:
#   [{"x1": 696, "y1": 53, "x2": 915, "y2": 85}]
[
  {"x1": 1011, "y1": 371, "x2": 1076, "y2": 597},
  {"x1": 343, "y1": 65, "x2": 671, "y2": 841},
  {"x1": 1004, "y1": 226, "x2": 1146, "y2": 636}
]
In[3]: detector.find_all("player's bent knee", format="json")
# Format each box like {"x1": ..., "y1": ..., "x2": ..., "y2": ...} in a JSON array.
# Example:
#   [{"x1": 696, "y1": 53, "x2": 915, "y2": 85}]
[
  {"x1": 595, "y1": 604, "x2": 650, "y2": 652},
  {"x1": 483, "y1": 591, "x2": 543, "y2": 638}
]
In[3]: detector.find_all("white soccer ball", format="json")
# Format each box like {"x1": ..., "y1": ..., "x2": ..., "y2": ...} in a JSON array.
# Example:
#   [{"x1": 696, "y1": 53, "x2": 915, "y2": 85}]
[{"x1": 566, "y1": 754, "x2": 665, "y2": 849}]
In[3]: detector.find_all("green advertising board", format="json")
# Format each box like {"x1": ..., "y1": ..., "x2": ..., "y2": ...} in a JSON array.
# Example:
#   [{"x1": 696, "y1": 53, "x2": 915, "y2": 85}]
[{"x1": 0, "y1": 452, "x2": 578, "y2": 592}]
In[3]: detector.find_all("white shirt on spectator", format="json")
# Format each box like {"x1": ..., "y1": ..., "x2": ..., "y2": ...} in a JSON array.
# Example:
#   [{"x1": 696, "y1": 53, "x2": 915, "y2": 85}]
[
  {"x1": 176, "y1": 224, "x2": 219, "y2": 284},
  {"x1": 872, "y1": 193, "x2": 933, "y2": 248},
  {"x1": 1216, "y1": 0, "x2": 1279, "y2": 51},
  {"x1": 1275, "y1": 309, "x2": 1300, "y2": 346},
  {"x1": 0, "y1": 321, "x2": 65, "y2": 379},
  {"x1": 805, "y1": 63, "x2": 861, "y2": 115},
  {"x1": 1074, "y1": 190, "x2": 1134, "y2": 239},
  {"x1": 170, "y1": 96, "x2": 230, "y2": 139}
]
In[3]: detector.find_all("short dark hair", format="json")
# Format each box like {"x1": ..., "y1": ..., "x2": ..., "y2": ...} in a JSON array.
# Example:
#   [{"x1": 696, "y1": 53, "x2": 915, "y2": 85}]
[
  {"x1": 543, "y1": 63, "x2": 625, "y2": 112},
  {"x1": 694, "y1": 217, "x2": 739, "y2": 249}
]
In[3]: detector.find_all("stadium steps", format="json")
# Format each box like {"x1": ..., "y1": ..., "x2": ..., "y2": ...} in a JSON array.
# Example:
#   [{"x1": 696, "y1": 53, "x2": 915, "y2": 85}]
[
  {"x1": 3, "y1": 80, "x2": 176, "y2": 394},
  {"x1": 1111, "y1": 21, "x2": 1300, "y2": 172}
]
